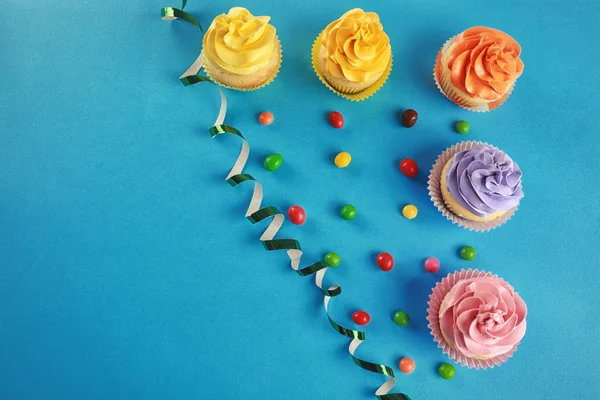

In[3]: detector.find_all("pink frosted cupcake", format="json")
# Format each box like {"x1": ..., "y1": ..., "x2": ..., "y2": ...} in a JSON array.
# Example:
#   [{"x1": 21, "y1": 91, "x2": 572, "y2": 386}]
[{"x1": 427, "y1": 269, "x2": 527, "y2": 369}]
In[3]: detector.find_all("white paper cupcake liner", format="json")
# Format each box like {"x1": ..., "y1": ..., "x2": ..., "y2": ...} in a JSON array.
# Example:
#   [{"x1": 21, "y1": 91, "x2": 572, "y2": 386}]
[
  {"x1": 426, "y1": 269, "x2": 520, "y2": 369},
  {"x1": 427, "y1": 141, "x2": 520, "y2": 232}
]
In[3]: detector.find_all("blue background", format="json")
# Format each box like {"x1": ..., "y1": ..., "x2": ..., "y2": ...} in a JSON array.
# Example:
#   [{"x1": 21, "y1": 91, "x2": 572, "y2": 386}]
[{"x1": 2, "y1": 0, "x2": 599, "y2": 399}]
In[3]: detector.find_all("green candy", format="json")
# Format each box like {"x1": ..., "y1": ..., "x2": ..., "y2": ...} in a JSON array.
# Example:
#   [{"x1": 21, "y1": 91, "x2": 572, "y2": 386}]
[
  {"x1": 393, "y1": 311, "x2": 410, "y2": 327},
  {"x1": 324, "y1": 252, "x2": 341, "y2": 267},
  {"x1": 455, "y1": 120, "x2": 470, "y2": 134},
  {"x1": 460, "y1": 246, "x2": 476, "y2": 261},
  {"x1": 263, "y1": 153, "x2": 283, "y2": 171},
  {"x1": 438, "y1": 363, "x2": 456, "y2": 379},
  {"x1": 340, "y1": 204, "x2": 357, "y2": 220}
]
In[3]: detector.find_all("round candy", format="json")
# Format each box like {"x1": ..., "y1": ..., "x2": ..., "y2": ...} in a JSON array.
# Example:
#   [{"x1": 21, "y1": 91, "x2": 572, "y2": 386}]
[
  {"x1": 334, "y1": 152, "x2": 352, "y2": 168},
  {"x1": 376, "y1": 252, "x2": 394, "y2": 272},
  {"x1": 399, "y1": 358, "x2": 415, "y2": 374},
  {"x1": 460, "y1": 245, "x2": 476, "y2": 261},
  {"x1": 287, "y1": 205, "x2": 306, "y2": 225},
  {"x1": 324, "y1": 252, "x2": 341, "y2": 267},
  {"x1": 329, "y1": 111, "x2": 344, "y2": 129},
  {"x1": 340, "y1": 204, "x2": 357, "y2": 220},
  {"x1": 399, "y1": 158, "x2": 418, "y2": 178},
  {"x1": 393, "y1": 311, "x2": 410, "y2": 327},
  {"x1": 402, "y1": 205, "x2": 418, "y2": 219},
  {"x1": 424, "y1": 257, "x2": 440, "y2": 273},
  {"x1": 352, "y1": 310, "x2": 371, "y2": 326},
  {"x1": 438, "y1": 363, "x2": 456, "y2": 379},
  {"x1": 264, "y1": 153, "x2": 283, "y2": 171},
  {"x1": 259, "y1": 111, "x2": 274, "y2": 125},
  {"x1": 401, "y1": 109, "x2": 418, "y2": 128},
  {"x1": 455, "y1": 120, "x2": 470, "y2": 134}
]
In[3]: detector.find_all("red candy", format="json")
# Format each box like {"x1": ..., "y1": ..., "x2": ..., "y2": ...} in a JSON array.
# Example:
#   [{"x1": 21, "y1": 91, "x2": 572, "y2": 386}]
[
  {"x1": 329, "y1": 111, "x2": 344, "y2": 129},
  {"x1": 352, "y1": 310, "x2": 371, "y2": 326},
  {"x1": 376, "y1": 252, "x2": 394, "y2": 272},
  {"x1": 399, "y1": 158, "x2": 418, "y2": 178},
  {"x1": 259, "y1": 111, "x2": 274, "y2": 125},
  {"x1": 287, "y1": 205, "x2": 306, "y2": 225}
]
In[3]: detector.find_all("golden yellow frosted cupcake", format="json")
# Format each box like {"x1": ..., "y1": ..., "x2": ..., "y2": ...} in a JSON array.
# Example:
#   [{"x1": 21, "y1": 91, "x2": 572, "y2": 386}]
[
  {"x1": 201, "y1": 7, "x2": 281, "y2": 90},
  {"x1": 313, "y1": 9, "x2": 391, "y2": 95},
  {"x1": 434, "y1": 27, "x2": 524, "y2": 111}
]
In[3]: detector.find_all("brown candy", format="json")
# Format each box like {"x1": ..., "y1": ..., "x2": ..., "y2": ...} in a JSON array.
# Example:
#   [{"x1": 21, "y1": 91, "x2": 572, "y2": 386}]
[{"x1": 400, "y1": 109, "x2": 418, "y2": 128}]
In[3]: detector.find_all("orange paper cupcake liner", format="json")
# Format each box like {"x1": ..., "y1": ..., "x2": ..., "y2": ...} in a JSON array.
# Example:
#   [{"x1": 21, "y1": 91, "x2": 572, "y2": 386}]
[
  {"x1": 427, "y1": 141, "x2": 520, "y2": 232},
  {"x1": 203, "y1": 35, "x2": 282, "y2": 92},
  {"x1": 433, "y1": 35, "x2": 514, "y2": 112},
  {"x1": 311, "y1": 31, "x2": 392, "y2": 101}
]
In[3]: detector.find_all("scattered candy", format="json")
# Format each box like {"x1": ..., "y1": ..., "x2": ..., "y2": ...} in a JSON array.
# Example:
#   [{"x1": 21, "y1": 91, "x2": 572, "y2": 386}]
[
  {"x1": 258, "y1": 111, "x2": 274, "y2": 125},
  {"x1": 455, "y1": 120, "x2": 470, "y2": 134},
  {"x1": 399, "y1": 358, "x2": 415, "y2": 374},
  {"x1": 401, "y1": 109, "x2": 418, "y2": 128},
  {"x1": 393, "y1": 311, "x2": 410, "y2": 327},
  {"x1": 264, "y1": 153, "x2": 283, "y2": 171},
  {"x1": 287, "y1": 205, "x2": 306, "y2": 225},
  {"x1": 399, "y1": 158, "x2": 418, "y2": 178},
  {"x1": 376, "y1": 252, "x2": 394, "y2": 272},
  {"x1": 352, "y1": 310, "x2": 371, "y2": 326},
  {"x1": 402, "y1": 204, "x2": 418, "y2": 219},
  {"x1": 439, "y1": 363, "x2": 456, "y2": 379},
  {"x1": 340, "y1": 204, "x2": 357, "y2": 220},
  {"x1": 460, "y1": 245, "x2": 476, "y2": 261},
  {"x1": 329, "y1": 111, "x2": 344, "y2": 129},
  {"x1": 324, "y1": 252, "x2": 340, "y2": 267},
  {"x1": 424, "y1": 257, "x2": 440, "y2": 273},
  {"x1": 334, "y1": 152, "x2": 352, "y2": 168}
]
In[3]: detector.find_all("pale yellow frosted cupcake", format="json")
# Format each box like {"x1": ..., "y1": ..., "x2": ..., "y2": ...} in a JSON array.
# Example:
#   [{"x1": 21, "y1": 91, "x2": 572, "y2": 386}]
[
  {"x1": 314, "y1": 9, "x2": 391, "y2": 94},
  {"x1": 201, "y1": 7, "x2": 281, "y2": 90}
]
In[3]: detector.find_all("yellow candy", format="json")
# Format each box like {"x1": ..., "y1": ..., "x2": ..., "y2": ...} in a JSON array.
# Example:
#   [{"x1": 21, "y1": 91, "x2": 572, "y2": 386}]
[
  {"x1": 402, "y1": 204, "x2": 418, "y2": 219},
  {"x1": 334, "y1": 152, "x2": 352, "y2": 168}
]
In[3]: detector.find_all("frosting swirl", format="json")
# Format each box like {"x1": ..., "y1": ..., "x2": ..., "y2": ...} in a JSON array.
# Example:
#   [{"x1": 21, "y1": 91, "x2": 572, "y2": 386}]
[
  {"x1": 440, "y1": 276, "x2": 527, "y2": 359},
  {"x1": 446, "y1": 27, "x2": 523, "y2": 100},
  {"x1": 321, "y1": 9, "x2": 391, "y2": 83},
  {"x1": 202, "y1": 7, "x2": 276, "y2": 75},
  {"x1": 446, "y1": 144, "x2": 523, "y2": 217}
]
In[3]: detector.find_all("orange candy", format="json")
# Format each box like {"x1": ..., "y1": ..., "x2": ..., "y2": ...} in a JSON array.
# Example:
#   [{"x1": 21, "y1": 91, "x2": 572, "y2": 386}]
[
  {"x1": 399, "y1": 357, "x2": 415, "y2": 374},
  {"x1": 259, "y1": 111, "x2": 274, "y2": 125}
]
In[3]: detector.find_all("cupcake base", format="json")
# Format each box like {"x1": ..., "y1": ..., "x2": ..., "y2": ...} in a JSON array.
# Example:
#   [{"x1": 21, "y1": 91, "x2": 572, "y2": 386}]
[
  {"x1": 311, "y1": 31, "x2": 392, "y2": 101},
  {"x1": 433, "y1": 35, "x2": 514, "y2": 112},
  {"x1": 427, "y1": 141, "x2": 519, "y2": 232},
  {"x1": 427, "y1": 269, "x2": 520, "y2": 369},
  {"x1": 202, "y1": 35, "x2": 282, "y2": 91}
]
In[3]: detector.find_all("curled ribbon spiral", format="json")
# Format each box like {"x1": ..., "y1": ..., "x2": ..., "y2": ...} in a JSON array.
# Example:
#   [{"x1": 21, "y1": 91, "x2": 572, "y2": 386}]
[{"x1": 161, "y1": 5, "x2": 411, "y2": 399}]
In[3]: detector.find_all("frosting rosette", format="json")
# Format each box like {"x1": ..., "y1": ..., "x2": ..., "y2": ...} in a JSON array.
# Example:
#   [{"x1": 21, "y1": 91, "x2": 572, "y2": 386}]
[
  {"x1": 434, "y1": 26, "x2": 524, "y2": 111},
  {"x1": 440, "y1": 276, "x2": 527, "y2": 359},
  {"x1": 427, "y1": 269, "x2": 527, "y2": 368},
  {"x1": 202, "y1": 7, "x2": 277, "y2": 75},
  {"x1": 321, "y1": 8, "x2": 391, "y2": 83},
  {"x1": 446, "y1": 27, "x2": 523, "y2": 101},
  {"x1": 445, "y1": 144, "x2": 523, "y2": 218}
]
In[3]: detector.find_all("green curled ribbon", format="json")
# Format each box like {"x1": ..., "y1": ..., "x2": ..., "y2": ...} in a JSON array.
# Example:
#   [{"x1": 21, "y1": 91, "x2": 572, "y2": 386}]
[
  {"x1": 161, "y1": 0, "x2": 203, "y2": 31},
  {"x1": 162, "y1": 7, "x2": 411, "y2": 400}
]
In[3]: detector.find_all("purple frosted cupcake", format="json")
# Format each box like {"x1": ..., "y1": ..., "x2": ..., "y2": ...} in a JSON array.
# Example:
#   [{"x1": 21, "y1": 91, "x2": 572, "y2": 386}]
[{"x1": 440, "y1": 144, "x2": 523, "y2": 222}]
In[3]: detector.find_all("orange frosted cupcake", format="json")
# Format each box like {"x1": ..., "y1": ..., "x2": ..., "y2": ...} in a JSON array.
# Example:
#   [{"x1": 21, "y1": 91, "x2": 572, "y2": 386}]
[
  {"x1": 434, "y1": 27, "x2": 524, "y2": 112},
  {"x1": 312, "y1": 9, "x2": 392, "y2": 97}
]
